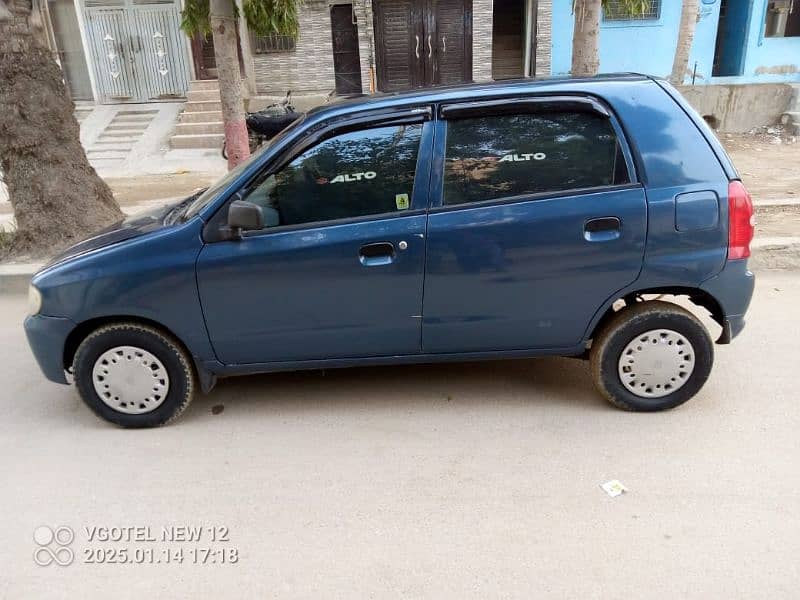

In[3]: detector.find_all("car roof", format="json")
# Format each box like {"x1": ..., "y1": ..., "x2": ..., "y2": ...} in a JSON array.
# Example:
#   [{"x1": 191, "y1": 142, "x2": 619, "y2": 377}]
[{"x1": 306, "y1": 73, "x2": 655, "y2": 120}]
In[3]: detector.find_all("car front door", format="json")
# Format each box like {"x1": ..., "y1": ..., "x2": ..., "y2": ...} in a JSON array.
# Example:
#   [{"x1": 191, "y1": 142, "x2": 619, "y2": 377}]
[
  {"x1": 422, "y1": 98, "x2": 647, "y2": 353},
  {"x1": 196, "y1": 111, "x2": 433, "y2": 365}
]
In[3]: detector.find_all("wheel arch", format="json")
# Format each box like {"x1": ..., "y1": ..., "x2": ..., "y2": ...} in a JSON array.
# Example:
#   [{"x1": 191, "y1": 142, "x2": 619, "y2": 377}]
[
  {"x1": 586, "y1": 286, "x2": 726, "y2": 345},
  {"x1": 63, "y1": 316, "x2": 217, "y2": 392}
]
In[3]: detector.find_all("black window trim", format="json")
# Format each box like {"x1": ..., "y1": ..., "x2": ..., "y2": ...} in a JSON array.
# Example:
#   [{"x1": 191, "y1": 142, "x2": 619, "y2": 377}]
[
  {"x1": 432, "y1": 93, "x2": 640, "y2": 211},
  {"x1": 439, "y1": 95, "x2": 610, "y2": 120},
  {"x1": 202, "y1": 106, "x2": 434, "y2": 242}
]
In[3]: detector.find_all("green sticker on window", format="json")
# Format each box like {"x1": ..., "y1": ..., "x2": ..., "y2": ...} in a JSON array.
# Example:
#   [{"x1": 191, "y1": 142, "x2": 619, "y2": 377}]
[{"x1": 395, "y1": 193, "x2": 410, "y2": 210}]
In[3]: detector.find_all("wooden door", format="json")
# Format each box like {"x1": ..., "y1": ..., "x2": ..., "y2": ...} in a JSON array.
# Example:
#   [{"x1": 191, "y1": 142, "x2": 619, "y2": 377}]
[
  {"x1": 373, "y1": 0, "x2": 425, "y2": 91},
  {"x1": 431, "y1": 0, "x2": 471, "y2": 85},
  {"x1": 373, "y1": 0, "x2": 470, "y2": 91},
  {"x1": 330, "y1": 4, "x2": 363, "y2": 94}
]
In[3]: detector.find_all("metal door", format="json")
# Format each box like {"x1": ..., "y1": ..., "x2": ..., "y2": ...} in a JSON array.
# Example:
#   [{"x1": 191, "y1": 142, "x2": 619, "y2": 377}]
[{"x1": 84, "y1": 0, "x2": 189, "y2": 103}]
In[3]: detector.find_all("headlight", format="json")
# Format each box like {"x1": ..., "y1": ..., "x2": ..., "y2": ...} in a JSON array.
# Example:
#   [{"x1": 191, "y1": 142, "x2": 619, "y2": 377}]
[{"x1": 27, "y1": 284, "x2": 42, "y2": 316}]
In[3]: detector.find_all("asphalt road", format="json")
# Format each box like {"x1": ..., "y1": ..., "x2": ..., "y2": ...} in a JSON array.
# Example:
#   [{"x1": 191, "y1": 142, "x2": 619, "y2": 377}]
[{"x1": 1, "y1": 271, "x2": 798, "y2": 599}]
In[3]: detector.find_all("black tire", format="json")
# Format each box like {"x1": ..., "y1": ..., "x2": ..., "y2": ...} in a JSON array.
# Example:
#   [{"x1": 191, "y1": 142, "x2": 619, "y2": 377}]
[
  {"x1": 73, "y1": 323, "x2": 195, "y2": 428},
  {"x1": 590, "y1": 301, "x2": 714, "y2": 412}
]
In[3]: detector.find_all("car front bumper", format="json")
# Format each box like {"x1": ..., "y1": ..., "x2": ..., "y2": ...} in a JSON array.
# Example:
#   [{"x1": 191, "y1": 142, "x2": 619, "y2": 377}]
[{"x1": 24, "y1": 314, "x2": 75, "y2": 384}]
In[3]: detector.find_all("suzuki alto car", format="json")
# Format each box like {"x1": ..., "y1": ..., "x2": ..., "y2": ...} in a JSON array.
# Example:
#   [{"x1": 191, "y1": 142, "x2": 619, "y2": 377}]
[{"x1": 24, "y1": 75, "x2": 755, "y2": 427}]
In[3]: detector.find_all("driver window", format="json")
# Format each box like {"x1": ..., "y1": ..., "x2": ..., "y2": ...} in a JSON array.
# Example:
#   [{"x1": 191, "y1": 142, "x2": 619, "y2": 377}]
[{"x1": 242, "y1": 123, "x2": 423, "y2": 228}]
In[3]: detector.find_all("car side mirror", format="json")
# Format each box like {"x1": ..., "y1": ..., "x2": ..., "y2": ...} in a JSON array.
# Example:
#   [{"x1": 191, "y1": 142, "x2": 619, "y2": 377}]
[{"x1": 226, "y1": 200, "x2": 264, "y2": 237}]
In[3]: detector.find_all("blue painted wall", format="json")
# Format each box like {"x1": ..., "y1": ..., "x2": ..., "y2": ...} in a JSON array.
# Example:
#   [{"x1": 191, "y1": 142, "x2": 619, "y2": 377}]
[
  {"x1": 549, "y1": 0, "x2": 800, "y2": 84},
  {"x1": 732, "y1": 0, "x2": 800, "y2": 83}
]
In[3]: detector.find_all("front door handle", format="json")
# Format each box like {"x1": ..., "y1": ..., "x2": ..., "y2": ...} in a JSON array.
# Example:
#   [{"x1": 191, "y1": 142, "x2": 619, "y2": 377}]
[
  {"x1": 427, "y1": 34, "x2": 432, "y2": 58},
  {"x1": 359, "y1": 242, "x2": 396, "y2": 266},
  {"x1": 415, "y1": 35, "x2": 420, "y2": 59},
  {"x1": 584, "y1": 217, "x2": 621, "y2": 242}
]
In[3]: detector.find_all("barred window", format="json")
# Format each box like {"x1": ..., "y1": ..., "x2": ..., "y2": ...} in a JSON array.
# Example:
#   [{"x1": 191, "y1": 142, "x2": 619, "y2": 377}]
[
  {"x1": 603, "y1": 0, "x2": 661, "y2": 21},
  {"x1": 250, "y1": 33, "x2": 297, "y2": 54}
]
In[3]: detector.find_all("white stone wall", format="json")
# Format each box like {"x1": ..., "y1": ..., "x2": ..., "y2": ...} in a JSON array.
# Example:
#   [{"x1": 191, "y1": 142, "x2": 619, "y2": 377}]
[
  {"x1": 252, "y1": 1, "x2": 338, "y2": 94},
  {"x1": 535, "y1": 0, "x2": 551, "y2": 77},
  {"x1": 354, "y1": 0, "x2": 377, "y2": 93},
  {"x1": 472, "y1": 0, "x2": 494, "y2": 82}
]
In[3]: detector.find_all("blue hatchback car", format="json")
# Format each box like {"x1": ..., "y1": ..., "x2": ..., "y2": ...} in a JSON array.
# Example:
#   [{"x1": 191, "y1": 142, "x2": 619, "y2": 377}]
[{"x1": 24, "y1": 75, "x2": 755, "y2": 427}]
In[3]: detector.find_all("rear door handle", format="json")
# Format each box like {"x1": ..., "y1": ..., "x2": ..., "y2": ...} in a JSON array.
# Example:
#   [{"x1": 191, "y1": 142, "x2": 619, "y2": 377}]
[
  {"x1": 359, "y1": 242, "x2": 396, "y2": 266},
  {"x1": 584, "y1": 217, "x2": 621, "y2": 242}
]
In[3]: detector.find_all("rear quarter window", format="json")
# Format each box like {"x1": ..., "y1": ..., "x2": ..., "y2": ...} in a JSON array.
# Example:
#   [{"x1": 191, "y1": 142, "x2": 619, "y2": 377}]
[{"x1": 443, "y1": 111, "x2": 630, "y2": 205}]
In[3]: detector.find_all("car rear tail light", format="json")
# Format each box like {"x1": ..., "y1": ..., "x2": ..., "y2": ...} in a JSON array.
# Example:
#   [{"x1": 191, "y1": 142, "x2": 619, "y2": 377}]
[{"x1": 728, "y1": 180, "x2": 755, "y2": 260}]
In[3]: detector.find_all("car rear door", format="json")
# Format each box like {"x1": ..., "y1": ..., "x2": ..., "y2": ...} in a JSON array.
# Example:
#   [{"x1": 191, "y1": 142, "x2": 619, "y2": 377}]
[
  {"x1": 196, "y1": 109, "x2": 434, "y2": 365},
  {"x1": 422, "y1": 96, "x2": 647, "y2": 353}
]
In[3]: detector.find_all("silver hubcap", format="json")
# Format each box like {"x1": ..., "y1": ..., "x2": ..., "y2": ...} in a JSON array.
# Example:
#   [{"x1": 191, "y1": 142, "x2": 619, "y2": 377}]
[
  {"x1": 92, "y1": 346, "x2": 170, "y2": 414},
  {"x1": 617, "y1": 329, "x2": 696, "y2": 398}
]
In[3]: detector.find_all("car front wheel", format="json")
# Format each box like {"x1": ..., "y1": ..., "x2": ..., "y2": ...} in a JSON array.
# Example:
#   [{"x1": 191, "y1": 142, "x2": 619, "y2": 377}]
[
  {"x1": 73, "y1": 323, "x2": 195, "y2": 427},
  {"x1": 590, "y1": 301, "x2": 714, "y2": 411}
]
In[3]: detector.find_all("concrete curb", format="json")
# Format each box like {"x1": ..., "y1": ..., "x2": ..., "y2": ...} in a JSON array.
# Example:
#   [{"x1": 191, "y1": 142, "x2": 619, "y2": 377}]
[{"x1": 0, "y1": 263, "x2": 41, "y2": 295}]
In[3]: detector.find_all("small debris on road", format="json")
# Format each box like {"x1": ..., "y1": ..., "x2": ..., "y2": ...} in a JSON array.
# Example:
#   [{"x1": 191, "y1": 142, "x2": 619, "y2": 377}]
[
  {"x1": 211, "y1": 404, "x2": 225, "y2": 415},
  {"x1": 600, "y1": 480, "x2": 628, "y2": 498}
]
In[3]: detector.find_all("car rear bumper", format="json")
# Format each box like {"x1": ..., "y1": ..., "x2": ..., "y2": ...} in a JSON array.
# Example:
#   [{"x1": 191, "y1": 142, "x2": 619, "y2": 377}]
[
  {"x1": 701, "y1": 259, "x2": 754, "y2": 343},
  {"x1": 24, "y1": 314, "x2": 75, "y2": 384}
]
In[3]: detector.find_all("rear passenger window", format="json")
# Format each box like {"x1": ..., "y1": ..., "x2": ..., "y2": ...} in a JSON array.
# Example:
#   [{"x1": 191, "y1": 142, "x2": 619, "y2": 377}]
[
  {"x1": 244, "y1": 124, "x2": 422, "y2": 227},
  {"x1": 443, "y1": 111, "x2": 630, "y2": 206}
]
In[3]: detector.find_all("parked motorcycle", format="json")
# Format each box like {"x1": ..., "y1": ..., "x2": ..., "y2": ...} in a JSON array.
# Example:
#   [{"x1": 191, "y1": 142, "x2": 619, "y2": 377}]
[{"x1": 221, "y1": 90, "x2": 300, "y2": 159}]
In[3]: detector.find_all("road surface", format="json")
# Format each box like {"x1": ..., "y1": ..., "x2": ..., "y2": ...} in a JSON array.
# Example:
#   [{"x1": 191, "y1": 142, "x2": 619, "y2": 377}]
[{"x1": 1, "y1": 271, "x2": 798, "y2": 599}]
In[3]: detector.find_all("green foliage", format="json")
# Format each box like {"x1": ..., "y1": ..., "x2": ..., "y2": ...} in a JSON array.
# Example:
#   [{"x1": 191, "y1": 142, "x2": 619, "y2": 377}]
[
  {"x1": 601, "y1": 0, "x2": 652, "y2": 16},
  {"x1": 180, "y1": 0, "x2": 211, "y2": 37},
  {"x1": 181, "y1": 0, "x2": 299, "y2": 38},
  {"x1": 572, "y1": 0, "x2": 652, "y2": 17},
  {"x1": 243, "y1": 0, "x2": 299, "y2": 37}
]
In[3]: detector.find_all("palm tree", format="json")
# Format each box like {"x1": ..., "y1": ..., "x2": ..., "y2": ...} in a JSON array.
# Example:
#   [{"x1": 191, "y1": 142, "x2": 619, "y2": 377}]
[
  {"x1": 670, "y1": 0, "x2": 699, "y2": 85},
  {"x1": 571, "y1": 0, "x2": 652, "y2": 77},
  {"x1": 0, "y1": 0, "x2": 123, "y2": 258},
  {"x1": 181, "y1": 0, "x2": 299, "y2": 169}
]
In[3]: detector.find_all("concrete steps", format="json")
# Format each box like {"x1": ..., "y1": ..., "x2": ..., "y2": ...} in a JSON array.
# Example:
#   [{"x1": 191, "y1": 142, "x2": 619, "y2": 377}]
[
  {"x1": 86, "y1": 108, "x2": 158, "y2": 163},
  {"x1": 173, "y1": 121, "x2": 225, "y2": 135},
  {"x1": 180, "y1": 110, "x2": 224, "y2": 123},
  {"x1": 187, "y1": 89, "x2": 221, "y2": 102},
  {"x1": 170, "y1": 80, "x2": 225, "y2": 150},
  {"x1": 170, "y1": 132, "x2": 225, "y2": 149}
]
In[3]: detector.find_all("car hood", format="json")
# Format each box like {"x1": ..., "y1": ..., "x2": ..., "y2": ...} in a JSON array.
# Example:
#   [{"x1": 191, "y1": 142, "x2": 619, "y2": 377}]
[{"x1": 42, "y1": 202, "x2": 176, "y2": 270}]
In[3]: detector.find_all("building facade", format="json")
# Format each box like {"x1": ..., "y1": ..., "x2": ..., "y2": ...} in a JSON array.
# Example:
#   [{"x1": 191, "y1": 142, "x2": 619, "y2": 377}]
[
  {"x1": 551, "y1": 0, "x2": 800, "y2": 85},
  {"x1": 42, "y1": 0, "x2": 555, "y2": 103},
  {"x1": 42, "y1": 0, "x2": 800, "y2": 106},
  {"x1": 248, "y1": 0, "x2": 553, "y2": 96}
]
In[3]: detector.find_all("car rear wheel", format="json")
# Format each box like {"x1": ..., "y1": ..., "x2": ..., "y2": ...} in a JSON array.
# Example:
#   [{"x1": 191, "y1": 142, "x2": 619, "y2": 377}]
[
  {"x1": 73, "y1": 323, "x2": 195, "y2": 427},
  {"x1": 590, "y1": 301, "x2": 714, "y2": 411}
]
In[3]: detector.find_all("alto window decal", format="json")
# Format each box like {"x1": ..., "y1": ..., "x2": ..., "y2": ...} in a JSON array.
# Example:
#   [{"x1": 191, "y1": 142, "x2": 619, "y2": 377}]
[
  {"x1": 329, "y1": 171, "x2": 378, "y2": 183},
  {"x1": 498, "y1": 153, "x2": 547, "y2": 162}
]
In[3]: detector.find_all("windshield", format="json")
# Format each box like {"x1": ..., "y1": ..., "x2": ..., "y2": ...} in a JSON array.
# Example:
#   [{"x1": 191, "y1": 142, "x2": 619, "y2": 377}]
[{"x1": 182, "y1": 115, "x2": 306, "y2": 220}]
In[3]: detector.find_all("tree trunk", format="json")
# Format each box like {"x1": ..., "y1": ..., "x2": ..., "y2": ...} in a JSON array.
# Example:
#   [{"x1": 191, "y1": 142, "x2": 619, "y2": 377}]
[
  {"x1": 210, "y1": 0, "x2": 249, "y2": 169},
  {"x1": 670, "y1": 0, "x2": 699, "y2": 85},
  {"x1": 571, "y1": 0, "x2": 602, "y2": 77},
  {"x1": 0, "y1": 0, "x2": 122, "y2": 258}
]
